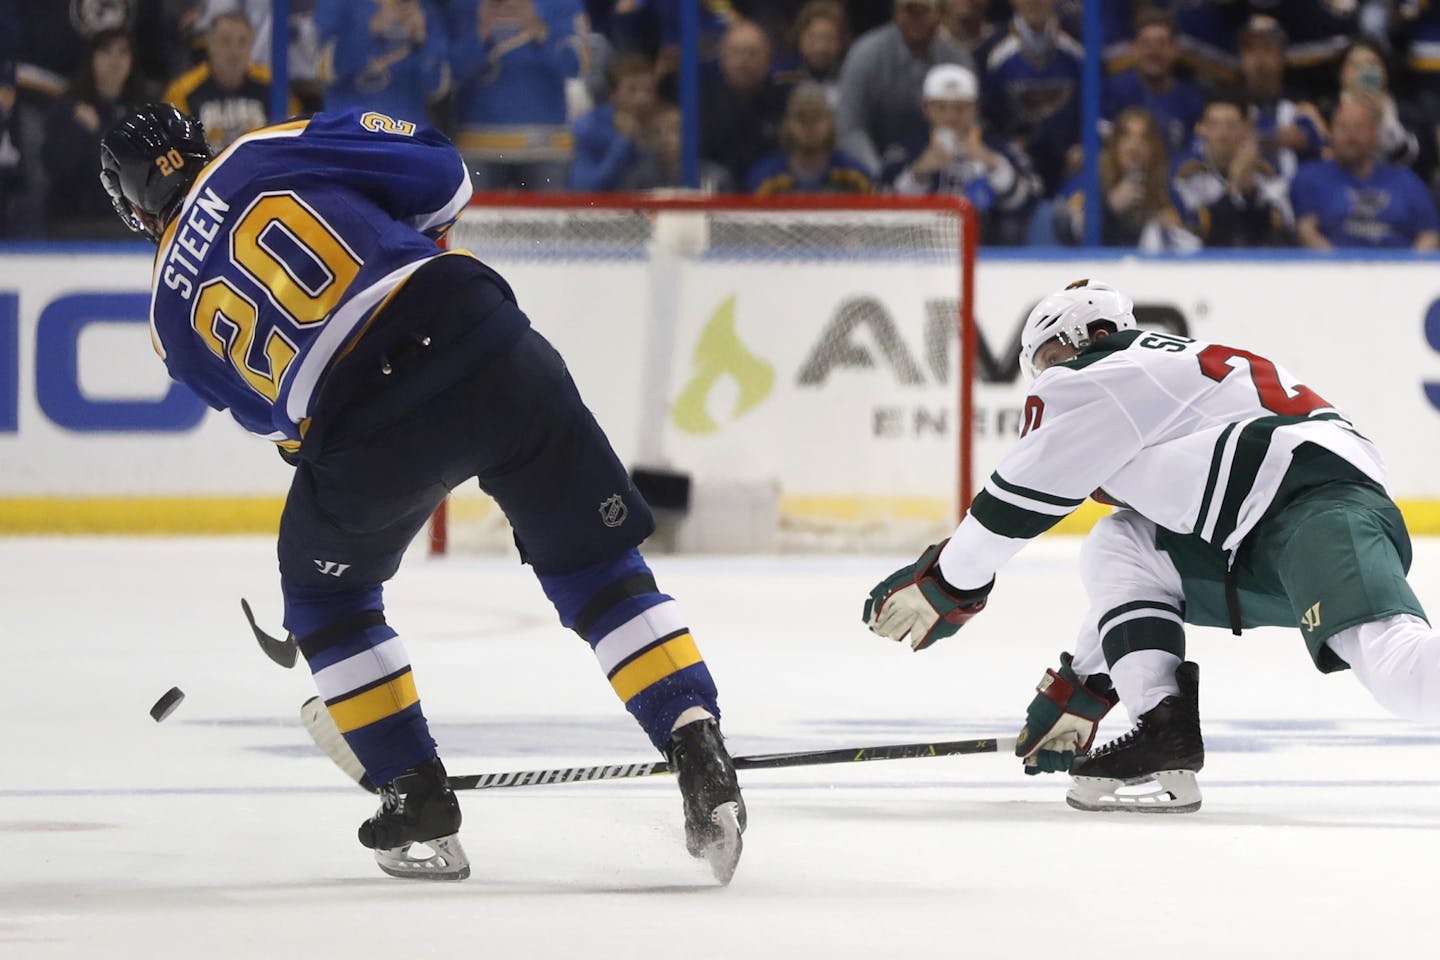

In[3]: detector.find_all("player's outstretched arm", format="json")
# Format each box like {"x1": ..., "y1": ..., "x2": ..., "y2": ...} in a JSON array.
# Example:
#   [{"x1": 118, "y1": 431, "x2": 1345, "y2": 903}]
[
  {"x1": 863, "y1": 539, "x2": 993, "y2": 651},
  {"x1": 1015, "y1": 652, "x2": 1118, "y2": 774}
]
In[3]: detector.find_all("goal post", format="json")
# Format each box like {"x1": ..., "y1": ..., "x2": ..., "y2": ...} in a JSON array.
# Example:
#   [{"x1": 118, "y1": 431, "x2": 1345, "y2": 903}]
[{"x1": 429, "y1": 191, "x2": 977, "y2": 555}]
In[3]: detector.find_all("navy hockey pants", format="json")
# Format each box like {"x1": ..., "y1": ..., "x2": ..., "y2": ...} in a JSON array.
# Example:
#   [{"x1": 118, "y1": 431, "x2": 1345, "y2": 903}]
[{"x1": 277, "y1": 254, "x2": 655, "y2": 595}]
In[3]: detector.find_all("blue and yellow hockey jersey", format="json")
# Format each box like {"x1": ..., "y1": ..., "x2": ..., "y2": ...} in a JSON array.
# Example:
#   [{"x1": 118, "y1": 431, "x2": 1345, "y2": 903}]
[{"x1": 148, "y1": 109, "x2": 473, "y2": 443}]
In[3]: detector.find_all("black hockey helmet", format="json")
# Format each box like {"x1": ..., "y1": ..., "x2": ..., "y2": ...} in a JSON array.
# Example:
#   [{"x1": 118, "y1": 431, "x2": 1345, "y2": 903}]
[{"x1": 99, "y1": 103, "x2": 211, "y2": 242}]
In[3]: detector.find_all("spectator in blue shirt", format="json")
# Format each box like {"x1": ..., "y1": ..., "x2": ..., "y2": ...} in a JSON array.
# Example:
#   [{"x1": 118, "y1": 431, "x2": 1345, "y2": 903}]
[
  {"x1": 1292, "y1": 98, "x2": 1440, "y2": 251},
  {"x1": 449, "y1": 0, "x2": 591, "y2": 191},
  {"x1": 746, "y1": 82, "x2": 871, "y2": 195},
  {"x1": 980, "y1": 0, "x2": 1083, "y2": 196},
  {"x1": 568, "y1": 52, "x2": 657, "y2": 190},
  {"x1": 883, "y1": 62, "x2": 1039, "y2": 245},
  {"x1": 1103, "y1": 10, "x2": 1204, "y2": 161},
  {"x1": 609, "y1": 0, "x2": 733, "y2": 89},
  {"x1": 315, "y1": 0, "x2": 448, "y2": 120},
  {"x1": 1098, "y1": 0, "x2": 1247, "y2": 88}
]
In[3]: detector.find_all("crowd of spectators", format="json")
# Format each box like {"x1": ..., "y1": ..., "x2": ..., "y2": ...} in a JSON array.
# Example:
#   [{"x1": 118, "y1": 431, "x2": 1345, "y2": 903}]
[{"x1": 5, "y1": 0, "x2": 1440, "y2": 251}]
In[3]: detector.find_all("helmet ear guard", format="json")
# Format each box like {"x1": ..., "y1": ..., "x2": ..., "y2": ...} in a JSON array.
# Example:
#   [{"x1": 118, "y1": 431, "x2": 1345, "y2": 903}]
[
  {"x1": 97, "y1": 103, "x2": 211, "y2": 242},
  {"x1": 1018, "y1": 279, "x2": 1137, "y2": 379},
  {"x1": 99, "y1": 151, "x2": 145, "y2": 235}
]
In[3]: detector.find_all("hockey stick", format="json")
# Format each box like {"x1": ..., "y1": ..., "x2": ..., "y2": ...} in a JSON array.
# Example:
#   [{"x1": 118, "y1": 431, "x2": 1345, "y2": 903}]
[
  {"x1": 449, "y1": 735, "x2": 1020, "y2": 791},
  {"x1": 300, "y1": 696, "x2": 1016, "y2": 794},
  {"x1": 240, "y1": 598, "x2": 298, "y2": 669}
]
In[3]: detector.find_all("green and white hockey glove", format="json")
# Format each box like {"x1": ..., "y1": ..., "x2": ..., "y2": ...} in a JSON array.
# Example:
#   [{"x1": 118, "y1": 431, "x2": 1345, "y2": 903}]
[
  {"x1": 1015, "y1": 652, "x2": 1118, "y2": 775},
  {"x1": 864, "y1": 540, "x2": 993, "y2": 651}
]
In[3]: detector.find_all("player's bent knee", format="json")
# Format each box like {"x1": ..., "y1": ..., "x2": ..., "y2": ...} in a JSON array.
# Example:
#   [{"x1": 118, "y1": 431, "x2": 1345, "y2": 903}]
[
  {"x1": 535, "y1": 547, "x2": 664, "y2": 635},
  {"x1": 1082, "y1": 512, "x2": 1150, "y2": 561},
  {"x1": 1079, "y1": 511, "x2": 1172, "y2": 596},
  {"x1": 282, "y1": 580, "x2": 388, "y2": 646}
]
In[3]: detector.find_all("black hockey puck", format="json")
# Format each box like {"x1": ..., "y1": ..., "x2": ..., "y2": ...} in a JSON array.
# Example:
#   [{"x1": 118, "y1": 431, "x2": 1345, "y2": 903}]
[{"x1": 149, "y1": 687, "x2": 185, "y2": 722}]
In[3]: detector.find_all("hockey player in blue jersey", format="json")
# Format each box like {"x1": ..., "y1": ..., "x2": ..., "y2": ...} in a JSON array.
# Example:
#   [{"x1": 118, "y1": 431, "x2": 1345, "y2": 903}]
[{"x1": 99, "y1": 103, "x2": 745, "y2": 883}]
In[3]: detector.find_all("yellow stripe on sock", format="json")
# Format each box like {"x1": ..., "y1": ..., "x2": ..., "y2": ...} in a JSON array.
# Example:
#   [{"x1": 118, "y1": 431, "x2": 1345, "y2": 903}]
[
  {"x1": 328, "y1": 672, "x2": 419, "y2": 734},
  {"x1": 609, "y1": 633, "x2": 702, "y2": 703}
]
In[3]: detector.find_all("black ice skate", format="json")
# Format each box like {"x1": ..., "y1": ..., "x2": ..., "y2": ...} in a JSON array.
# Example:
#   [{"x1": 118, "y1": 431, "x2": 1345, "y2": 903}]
[
  {"x1": 1067, "y1": 661, "x2": 1204, "y2": 814},
  {"x1": 667, "y1": 718, "x2": 746, "y2": 884},
  {"x1": 358, "y1": 756, "x2": 470, "y2": 880}
]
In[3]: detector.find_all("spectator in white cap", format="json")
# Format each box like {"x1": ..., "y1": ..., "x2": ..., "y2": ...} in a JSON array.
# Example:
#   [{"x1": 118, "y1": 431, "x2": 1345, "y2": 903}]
[
  {"x1": 834, "y1": 0, "x2": 973, "y2": 175},
  {"x1": 882, "y1": 62, "x2": 1041, "y2": 246}
]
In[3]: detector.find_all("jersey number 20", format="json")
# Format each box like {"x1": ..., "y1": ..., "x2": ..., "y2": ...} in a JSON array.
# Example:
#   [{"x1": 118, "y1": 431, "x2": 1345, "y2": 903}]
[
  {"x1": 191, "y1": 192, "x2": 361, "y2": 402},
  {"x1": 1197, "y1": 344, "x2": 1330, "y2": 417}
]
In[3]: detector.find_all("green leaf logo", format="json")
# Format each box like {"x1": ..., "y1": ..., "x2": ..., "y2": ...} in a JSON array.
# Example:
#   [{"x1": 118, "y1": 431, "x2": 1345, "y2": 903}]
[{"x1": 672, "y1": 295, "x2": 775, "y2": 435}]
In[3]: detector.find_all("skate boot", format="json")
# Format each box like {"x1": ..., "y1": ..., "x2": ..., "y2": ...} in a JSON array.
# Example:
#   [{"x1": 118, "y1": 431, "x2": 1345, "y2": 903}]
[
  {"x1": 357, "y1": 757, "x2": 470, "y2": 880},
  {"x1": 1067, "y1": 660, "x2": 1204, "y2": 814},
  {"x1": 667, "y1": 717, "x2": 746, "y2": 884}
]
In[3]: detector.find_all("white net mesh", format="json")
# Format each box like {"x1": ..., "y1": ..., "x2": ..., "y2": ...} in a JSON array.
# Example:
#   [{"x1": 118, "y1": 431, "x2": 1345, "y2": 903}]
[{"x1": 436, "y1": 195, "x2": 974, "y2": 554}]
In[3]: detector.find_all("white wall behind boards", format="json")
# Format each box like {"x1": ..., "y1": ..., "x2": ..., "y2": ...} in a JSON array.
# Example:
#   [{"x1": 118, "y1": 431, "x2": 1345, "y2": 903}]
[{"x1": 2, "y1": 252, "x2": 1437, "y2": 516}]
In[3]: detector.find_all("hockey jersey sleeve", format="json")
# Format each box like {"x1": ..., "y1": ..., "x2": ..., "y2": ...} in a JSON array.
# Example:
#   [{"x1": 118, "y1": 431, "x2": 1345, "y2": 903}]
[
  {"x1": 938, "y1": 364, "x2": 1148, "y2": 589},
  {"x1": 296, "y1": 110, "x2": 473, "y2": 240}
]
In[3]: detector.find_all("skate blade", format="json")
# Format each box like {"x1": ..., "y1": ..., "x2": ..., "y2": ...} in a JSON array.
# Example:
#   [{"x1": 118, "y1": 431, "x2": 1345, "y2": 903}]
[
  {"x1": 700, "y1": 802, "x2": 744, "y2": 885},
  {"x1": 1066, "y1": 770, "x2": 1202, "y2": 814},
  {"x1": 374, "y1": 833, "x2": 471, "y2": 881}
]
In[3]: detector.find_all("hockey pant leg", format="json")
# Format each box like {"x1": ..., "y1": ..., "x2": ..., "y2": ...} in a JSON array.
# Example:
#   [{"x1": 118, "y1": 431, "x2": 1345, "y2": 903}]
[
  {"x1": 537, "y1": 547, "x2": 720, "y2": 751},
  {"x1": 1075, "y1": 511, "x2": 1188, "y2": 723},
  {"x1": 1326, "y1": 615, "x2": 1440, "y2": 722}
]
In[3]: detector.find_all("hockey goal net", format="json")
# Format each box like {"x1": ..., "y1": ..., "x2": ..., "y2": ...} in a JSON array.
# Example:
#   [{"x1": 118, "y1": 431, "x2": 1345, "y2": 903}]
[{"x1": 430, "y1": 192, "x2": 976, "y2": 555}]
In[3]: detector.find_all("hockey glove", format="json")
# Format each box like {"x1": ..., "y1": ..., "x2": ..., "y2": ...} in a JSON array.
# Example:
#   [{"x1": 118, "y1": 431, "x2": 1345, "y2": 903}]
[
  {"x1": 1015, "y1": 652, "x2": 1118, "y2": 775},
  {"x1": 864, "y1": 540, "x2": 993, "y2": 651}
]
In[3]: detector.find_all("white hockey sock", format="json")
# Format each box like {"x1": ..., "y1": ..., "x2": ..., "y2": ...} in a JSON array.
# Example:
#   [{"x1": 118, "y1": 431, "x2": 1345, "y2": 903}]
[
  {"x1": 671, "y1": 705, "x2": 715, "y2": 734},
  {"x1": 1109, "y1": 649, "x2": 1183, "y2": 722},
  {"x1": 1325, "y1": 614, "x2": 1440, "y2": 722}
]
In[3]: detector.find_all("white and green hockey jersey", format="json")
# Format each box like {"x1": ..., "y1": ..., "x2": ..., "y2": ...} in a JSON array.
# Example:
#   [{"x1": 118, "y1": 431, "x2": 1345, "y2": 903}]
[{"x1": 937, "y1": 329, "x2": 1388, "y2": 589}]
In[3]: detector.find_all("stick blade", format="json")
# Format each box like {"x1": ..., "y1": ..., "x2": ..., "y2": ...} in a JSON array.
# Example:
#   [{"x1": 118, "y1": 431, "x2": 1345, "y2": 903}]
[{"x1": 240, "y1": 597, "x2": 299, "y2": 669}]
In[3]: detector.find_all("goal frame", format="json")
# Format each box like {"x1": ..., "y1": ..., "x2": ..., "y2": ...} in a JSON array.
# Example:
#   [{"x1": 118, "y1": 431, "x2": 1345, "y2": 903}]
[{"x1": 429, "y1": 190, "x2": 978, "y2": 555}]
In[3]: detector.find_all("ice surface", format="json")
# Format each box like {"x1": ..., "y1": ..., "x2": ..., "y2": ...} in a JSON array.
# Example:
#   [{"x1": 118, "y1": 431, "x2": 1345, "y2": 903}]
[{"x1": 2, "y1": 536, "x2": 1437, "y2": 959}]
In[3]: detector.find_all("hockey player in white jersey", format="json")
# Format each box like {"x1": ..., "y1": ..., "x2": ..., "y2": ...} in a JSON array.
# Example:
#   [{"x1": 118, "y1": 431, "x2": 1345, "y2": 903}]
[{"x1": 864, "y1": 279, "x2": 1440, "y2": 813}]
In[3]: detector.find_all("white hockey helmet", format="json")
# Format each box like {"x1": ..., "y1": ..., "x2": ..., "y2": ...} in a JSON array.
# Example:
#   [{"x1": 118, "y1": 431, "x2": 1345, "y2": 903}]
[{"x1": 1019, "y1": 279, "x2": 1137, "y2": 379}]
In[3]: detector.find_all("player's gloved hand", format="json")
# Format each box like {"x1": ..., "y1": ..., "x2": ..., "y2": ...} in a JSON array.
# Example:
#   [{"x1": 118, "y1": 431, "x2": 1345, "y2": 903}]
[
  {"x1": 276, "y1": 443, "x2": 301, "y2": 467},
  {"x1": 1015, "y1": 652, "x2": 1118, "y2": 774},
  {"x1": 864, "y1": 540, "x2": 993, "y2": 651}
]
